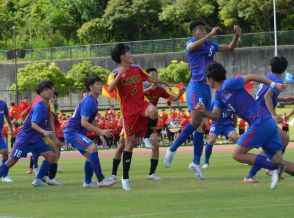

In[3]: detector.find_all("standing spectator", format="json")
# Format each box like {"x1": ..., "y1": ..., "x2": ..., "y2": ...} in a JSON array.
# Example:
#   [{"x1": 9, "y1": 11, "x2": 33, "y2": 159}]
[{"x1": 282, "y1": 112, "x2": 289, "y2": 135}]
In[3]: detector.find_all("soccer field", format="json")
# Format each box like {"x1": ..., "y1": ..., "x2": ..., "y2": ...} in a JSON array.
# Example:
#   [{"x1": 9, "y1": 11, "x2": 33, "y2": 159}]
[{"x1": 1, "y1": 146, "x2": 294, "y2": 218}]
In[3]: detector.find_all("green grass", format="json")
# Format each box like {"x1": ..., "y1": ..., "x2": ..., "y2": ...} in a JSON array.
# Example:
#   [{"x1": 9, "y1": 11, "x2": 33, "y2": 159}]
[{"x1": 1, "y1": 147, "x2": 294, "y2": 218}]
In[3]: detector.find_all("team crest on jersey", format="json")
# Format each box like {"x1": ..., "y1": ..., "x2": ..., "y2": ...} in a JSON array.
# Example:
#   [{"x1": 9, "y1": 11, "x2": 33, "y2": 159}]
[
  {"x1": 224, "y1": 93, "x2": 232, "y2": 100},
  {"x1": 0, "y1": 110, "x2": 4, "y2": 114}
]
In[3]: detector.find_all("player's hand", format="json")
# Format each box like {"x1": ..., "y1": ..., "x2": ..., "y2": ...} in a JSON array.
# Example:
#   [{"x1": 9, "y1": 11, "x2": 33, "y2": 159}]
[
  {"x1": 209, "y1": 26, "x2": 221, "y2": 36},
  {"x1": 196, "y1": 102, "x2": 206, "y2": 113},
  {"x1": 117, "y1": 67, "x2": 126, "y2": 78},
  {"x1": 150, "y1": 83, "x2": 157, "y2": 90},
  {"x1": 52, "y1": 135, "x2": 63, "y2": 147},
  {"x1": 273, "y1": 115, "x2": 282, "y2": 124},
  {"x1": 234, "y1": 25, "x2": 241, "y2": 36},
  {"x1": 275, "y1": 83, "x2": 287, "y2": 92},
  {"x1": 100, "y1": 129, "x2": 113, "y2": 138},
  {"x1": 42, "y1": 130, "x2": 53, "y2": 137}
]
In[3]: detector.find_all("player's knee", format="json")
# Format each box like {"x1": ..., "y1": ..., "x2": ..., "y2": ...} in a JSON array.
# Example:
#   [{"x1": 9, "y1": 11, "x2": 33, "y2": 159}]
[
  {"x1": 231, "y1": 134, "x2": 239, "y2": 143},
  {"x1": 232, "y1": 151, "x2": 241, "y2": 162},
  {"x1": 46, "y1": 152, "x2": 56, "y2": 163}
]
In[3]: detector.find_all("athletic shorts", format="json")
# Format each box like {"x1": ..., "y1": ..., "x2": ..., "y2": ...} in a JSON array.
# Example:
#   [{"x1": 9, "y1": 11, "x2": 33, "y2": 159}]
[
  {"x1": 64, "y1": 132, "x2": 93, "y2": 152},
  {"x1": 123, "y1": 101, "x2": 150, "y2": 138},
  {"x1": 210, "y1": 124, "x2": 236, "y2": 138},
  {"x1": 186, "y1": 80, "x2": 211, "y2": 112},
  {"x1": 237, "y1": 118, "x2": 284, "y2": 159},
  {"x1": 0, "y1": 136, "x2": 8, "y2": 150},
  {"x1": 10, "y1": 140, "x2": 52, "y2": 159}
]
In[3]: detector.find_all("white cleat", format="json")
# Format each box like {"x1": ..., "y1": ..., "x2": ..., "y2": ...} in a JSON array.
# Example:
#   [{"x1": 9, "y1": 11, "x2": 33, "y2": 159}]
[
  {"x1": 270, "y1": 163, "x2": 285, "y2": 190},
  {"x1": 97, "y1": 177, "x2": 116, "y2": 187},
  {"x1": 143, "y1": 138, "x2": 153, "y2": 149},
  {"x1": 2, "y1": 176, "x2": 13, "y2": 183},
  {"x1": 83, "y1": 182, "x2": 99, "y2": 188},
  {"x1": 121, "y1": 177, "x2": 131, "y2": 191},
  {"x1": 202, "y1": 163, "x2": 209, "y2": 169},
  {"x1": 110, "y1": 175, "x2": 117, "y2": 181},
  {"x1": 46, "y1": 178, "x2": 62, "y2": 186},
  {"x1": 147, "y1": 174, "x2": 161, "y2": 180},
  {"x1": 189, "y1": 162, "x2": 205, "y2": 180},
  {"x1": 163, "y1": 148, "x2": 175, "y2": 168}
]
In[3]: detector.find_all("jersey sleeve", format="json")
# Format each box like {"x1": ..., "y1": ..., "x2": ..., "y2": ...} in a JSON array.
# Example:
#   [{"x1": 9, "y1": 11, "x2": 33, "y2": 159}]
[
  {"x1": 161, "y1": 87, "x2": 171, "y2": 99},
  {"x1": 81, "y1": 100, "x2": 96, "y2": 119},
  {"x1": 31, "y1": 104, "x2": 46, "y2": 125},
  {"x1": 138, "y1": 67, "x2": 149, "y2": 81},
  {"x1": 185, "y1": 38, "x2": 195, "y2": 51},
  {"x1": 223, "y1": 78, "x2": 244, "y2": 90}
]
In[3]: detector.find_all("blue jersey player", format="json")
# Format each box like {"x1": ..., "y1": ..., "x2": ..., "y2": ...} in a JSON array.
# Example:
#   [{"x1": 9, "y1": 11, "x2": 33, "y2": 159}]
[
  {"x1": 63, "y1": 75, "x2": 116, "y2": 188},
  {"x1": 0, "y1": 100, "x2": 14, "y2": 182},
  {"x1": 0, "y1": 80, "x2": 56, "y2": 187},
  {"x1": 244, "y1": 56, "x2": 289, "y2": 183},
  {"x1": 164, "y1": 20, "x2": 241, "y2": 180},
  {"x1": 198, "y1": 61, "x2": 294, "y2": 189},
  {"x1": 202, "y1": 101, "x2": 239, "y2": 169}
]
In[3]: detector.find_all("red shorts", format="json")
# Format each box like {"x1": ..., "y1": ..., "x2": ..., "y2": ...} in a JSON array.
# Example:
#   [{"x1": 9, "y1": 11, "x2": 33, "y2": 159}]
[{"x1": 123, "y1": 101, "x2": 150, "y2": 138}]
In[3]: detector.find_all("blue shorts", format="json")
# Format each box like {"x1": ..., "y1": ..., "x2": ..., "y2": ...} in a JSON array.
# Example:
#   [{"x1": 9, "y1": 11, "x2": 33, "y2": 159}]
[
  {"x1": 186, "y1": 80, "x2": 211, "y2": 112},
  {"x1": 237, "y1": 118, "x2": 284, "y2": 158},
  {"x1": 64, "y1": 132, "x2": 93, "y2": 152},
  {"x1": 10, "y1": 140, "x2": 52, "y2": 159},
  {"x1": 0, "y1": 136, "x2": 8, "y2": 150},
  {"x1": 209, "y1": 124, "x2": 236, "y2": 137}
]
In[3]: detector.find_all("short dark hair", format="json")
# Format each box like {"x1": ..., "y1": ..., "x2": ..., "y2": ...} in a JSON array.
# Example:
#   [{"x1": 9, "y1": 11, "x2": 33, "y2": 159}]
[
  {"x1": 84, "y1": 75, "x2": 102, "y2": 91},
  {"x1": 146, "y1": 67, "x2": 158, "y2": 74},
  {"x1": 270, "y1": 56, "x2": 288, "y2": 74},
  {"x1": 36, "y1": 80, "x2": 54, "y2": 95},
  {"x1": 111, "y1": 43, "x2": 130, "y2": 64},
  {"x1": 53, "y1": 91, "x2": 59, "y2": 97},
  {"x1": 206, "y1": 61, "x2": 227, "y2": 81},
  {"x1": 190, "y1": 20, "x2": 206, "y2": 32}
]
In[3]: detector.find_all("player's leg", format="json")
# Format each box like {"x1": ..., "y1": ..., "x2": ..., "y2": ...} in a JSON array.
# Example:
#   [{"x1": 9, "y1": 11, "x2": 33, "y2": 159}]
[
  {"x1": 203, "y1": 131, "x2": 217, "y2": 168},
  {"x1": 0, "y1": 137, "x2": 14, "y2": 182},
  {"x1": 111, "y1": 134, "x2": 125, "y2": 180},
  {"x1": 148, "y1": 132, "x2": 161, "y2": 180},
  {"x1": 143, "y1": 103, "x2": 158, "y2": 148}
]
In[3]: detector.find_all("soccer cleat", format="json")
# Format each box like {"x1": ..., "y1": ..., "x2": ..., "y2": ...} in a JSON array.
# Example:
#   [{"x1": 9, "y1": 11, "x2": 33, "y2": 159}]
[
  {"x1": 110, "y1": 175, "x2": 117, "y2": 181},
  {"x1": 83, "y1": 182, "x2": 98, "y2": 188},
  {"x1": 33, "y1": 168, "x2": 39, "y2": 175},
  {"x1": 46, "y1": 178, "x2": 63, "y2": 186},
  {"x1": 202, "y1": 163, "x2": 209, "y2": 169},
  {"x1": 143, "y1": 138, "x2": 153, "y2": 149},
  {"x1": 163, "y1": 148, "x2": 175, "y2": 168},
  {"x1": 26, "y1": 168, "x2": 33, "y2": 174},
  {"x1": 270, "y1": 163, "x2": 285, "y2": 190},
  {"x1": 32, "y1": 179, "x2": 48, "y2": 187},
  {"x1": 121, "y1": 177, "x2": 131, "y2": 191},
  {"x1": 57, "y1": 166, "x2": 63, "y2": 173},
  {"x1": 147, "y1": 174, "x2": 161, "y2": 180},
  {"x1": 243, "y1": 177, "x2": 260, "y2": 183},
  {"x1": 189, "y1": 162, "x2": 205, "y2": 180},
  {"x1": 2, "y1": 176, "x2": 13, "y2": 183},
  {"x1": 97, "y1": 177, "x2": 116, "y2": 187}
]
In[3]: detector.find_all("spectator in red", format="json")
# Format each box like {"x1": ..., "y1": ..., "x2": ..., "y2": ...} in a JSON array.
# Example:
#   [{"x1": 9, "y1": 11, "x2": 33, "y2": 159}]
[
  {"x1": 238, "y1": 119, "x2": 246, "y2": 136},
  {"x1": 282, "y1": 112, "x2": 289, "y2": 135}
]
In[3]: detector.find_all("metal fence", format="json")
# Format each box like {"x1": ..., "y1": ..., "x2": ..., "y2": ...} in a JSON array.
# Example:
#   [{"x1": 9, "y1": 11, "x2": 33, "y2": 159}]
[{"x1": 0, "y1": 30, "x2": 294, "y2": 62}]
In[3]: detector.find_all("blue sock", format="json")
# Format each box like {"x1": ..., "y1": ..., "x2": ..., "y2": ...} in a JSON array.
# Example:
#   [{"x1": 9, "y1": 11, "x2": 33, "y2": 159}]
[
  {"x1": 0, "y1": 164, "x2": 8, "y2": 178},
  {"x1": 89, "y1": 152, "x2": 104, "y2": 182},
  {"x1": 2, "y1": 158, "x2": 9, "y2": 177},
  {"x1": 204, "y1": 143, "x2": 213, "y2": 164},
  {"x1": 246, "y1": 155, "x2": 266, "y2": 178},
  {"x1": 193, "y1": 132, "x2": 204, "y2": 165},
  {"x1": 33, "y1": 155, "x2": 39, "y2": 169},
  {"x1": 170, "y1": 123, "x2": 195, "y2": 152},
  {"x1": 36, "y1": 160, "x2": 52, "y2": 179},
  {"x1": 253, "y1": 154, "x2": 275, "y2": 170},
  {"x1": 84, "y1": 160, "x2": 93, "y2": 184}
]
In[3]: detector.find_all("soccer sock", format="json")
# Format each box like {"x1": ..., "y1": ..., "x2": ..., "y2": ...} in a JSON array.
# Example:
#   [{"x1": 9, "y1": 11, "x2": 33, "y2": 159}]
[
  {"x1": 170, "y1": 123, "x2": 196, "y2": 152},
  {"x1": 84, "y1": 160, "x2": 93, "y2": 184},
  {"x1": 33, "y1": 155, "x2": 39, "y2": 169},
  {"x1": 149, "y1": 159, "x2": 159, "y2": 175},
  {"x1": 122, "y1": 151, "x2": 133, "y2": 179},
  {"x1": 246, "y1": 155, "x2": 267, "y2": 178},
  {"x1": 193, "y1": 132, "x2": 204, "y2": 165},
  {"x1": 253, "y1": 154, "x2": 276, "y2": 170},
  {"x1": 29, "y1": 156, "x2": 33, "y2": 169},
  {"x1": 88, "y1": 152, "x2": 104, "y2": 182},
  {"x1": 0, "y1": 162, "x2": 8, "y2": 178},
  {"x1": 204, "y1": 143, "x2": 213, "y2": 164},
  {"x1": 48, "y1": 163, "x2": 57, "y2": 180},
  {"x1": 144, "y1": 118, "x2": 158, "y2": 139},
  {"x1": 36, "y1": 160, "x2": 52, "y2": 180},
  {"x1": 2, "y1": 158, "x2": 8, "y2": 177},
  {"x1": 112, "y1": 158, "x2": 121, "y2": 176}
]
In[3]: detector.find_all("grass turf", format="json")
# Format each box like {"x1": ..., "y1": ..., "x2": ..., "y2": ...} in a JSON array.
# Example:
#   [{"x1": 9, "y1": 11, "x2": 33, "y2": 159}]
[{"x1": 0, "y1": 147, "x2": 294, "y2": 218}]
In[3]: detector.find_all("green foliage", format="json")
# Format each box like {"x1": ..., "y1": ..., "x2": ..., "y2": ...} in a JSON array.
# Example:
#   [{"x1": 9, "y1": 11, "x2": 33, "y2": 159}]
[
  {"x1": 159, "y1": 60, "x2": 190, "y2": 84},
  {"x1": 9, "y1": 62, "x2": 68, "y2": 96},
  {"x1": 66, "y1": 60, "x2": 110, "y2": 90}
]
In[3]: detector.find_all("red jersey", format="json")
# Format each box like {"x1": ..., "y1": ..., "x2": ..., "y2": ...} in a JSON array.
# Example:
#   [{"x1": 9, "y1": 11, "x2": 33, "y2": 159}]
[
  {"x1": 2, "y1": 124, "x2": 8, "y2": 138},
  {"x1": 108, "y1": 65, "x2": 149, "y2": 119},
  {"x1": 282, "y1": 115, "x2": 288, "y2": 128},
  {"x1": 145, "y1": 86, "x2": 171, "y2": 106},
  {"x1": 161, "y1": 112, "x2": 168, "y2": 125}
]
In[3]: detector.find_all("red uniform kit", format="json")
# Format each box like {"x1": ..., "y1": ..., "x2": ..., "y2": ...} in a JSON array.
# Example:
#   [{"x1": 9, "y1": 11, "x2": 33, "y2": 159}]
[
  {"x1": 108, "y1": 65, "x2": 150, "y2": 137},
  {"x1": 145, "y1": 86, "x2": 171, "y2": 106}
]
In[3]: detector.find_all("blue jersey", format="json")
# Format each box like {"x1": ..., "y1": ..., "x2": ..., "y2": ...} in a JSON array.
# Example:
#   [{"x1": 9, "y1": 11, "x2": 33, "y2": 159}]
[
  {"x1": 255, "y1": 73, "x2": 283, "y2": 113},
  {"x1": 15, "y1": 100, "x2": 50, "y2": 145},
  {"x1": 185, "y1": 38, "x2": 219, "y2": 81},
  {"x1": 211, "y1": 101, "x2": 234, "y2": 126},
  {"x1": 63, "y1": 93, "x2": 98, "y2": 135},
  {"x1": 0, "y1": 100, "x2": 8, "y2": 132},
  {"x1": 214, "y1": 78, "x2": 271, "y2": 125}
]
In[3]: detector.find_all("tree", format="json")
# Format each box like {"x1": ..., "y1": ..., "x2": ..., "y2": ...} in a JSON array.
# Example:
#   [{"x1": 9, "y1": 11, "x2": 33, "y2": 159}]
[
  {"x1": 159, "y1": 60, "x2": 190, "y2": 85},
  {"x1": 9, "y1": 62, "x2": 68, "y2": 96},
  {"x1": 66, "y1": 60, "x2": 110, "y2": 90}
]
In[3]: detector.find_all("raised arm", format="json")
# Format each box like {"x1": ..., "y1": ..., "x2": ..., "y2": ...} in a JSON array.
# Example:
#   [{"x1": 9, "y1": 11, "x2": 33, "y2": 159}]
[
  {"x1": 243, "y1": 74, "x2": 287, "y2": 92},
  {"x1": 147, "y1": 75, "x2": 170, "y2": 87},
  {"x1": 264, "y1": 90, "x2": 282, "y2": 123},
  {"x1": 218, "y1": 25, "x2": 241, "y2": 52}
]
